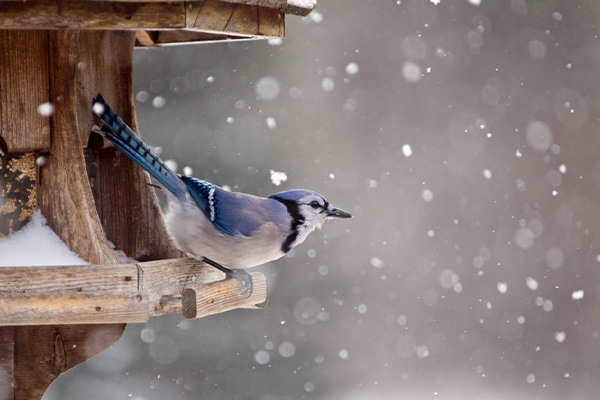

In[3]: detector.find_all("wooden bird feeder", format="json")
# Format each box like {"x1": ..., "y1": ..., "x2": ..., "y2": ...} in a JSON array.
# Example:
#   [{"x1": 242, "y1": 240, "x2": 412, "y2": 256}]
[{"x1": 0, "y1": 1, "x2": 315, "y2": 398}]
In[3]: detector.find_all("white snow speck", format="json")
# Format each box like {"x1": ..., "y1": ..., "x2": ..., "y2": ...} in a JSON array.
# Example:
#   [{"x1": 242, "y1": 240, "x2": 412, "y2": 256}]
[
  {"x1": 269, "y1": 169, "x2": 288, "y2": 186},
  {"x1": 515, "y1": 148, "x2": 522, "y2": 158},
  {"x1": 266, "y1": 117, "x2": 277, "y2": 129},
  {"x1": 92, "y1": 102, "x2": 105, "y2": 116},
  {"x1": 329, "y1": 173, "x2": 335, "y2": 179},
  {"x1": 554, "y1": 331, "x2": 566, "y2": 343},
  {"x1": 402, "y1": 144, "x2": 413, "y2": 157},
  {"x1": 345, "y1": 62, "x2": 359, "y2": 75},
  {"x1": 268, "y1": 38, "x2": 283, "y2": 46},
  {"x1": 207, "y1": 76, "x2": 215, "y2": 83},
  {"x1": 468, "y1": 0, "x2": 481, "y2": 5},
  {"x1": 430, "y1": 0, "x2": 440, "y2": 5},
  {"x1": 370, "y1": 257, "x2": 384, "y2": 268},
  {"x1": 559, "y1": 164, "x2": 567, "y2": 173},
  {"x1": 152, "y1": 96, "x2": 166, "y2": 109},
  {"x1": 37, "y1": 102, "x2": 54, "y2": 117},
  {"x1": 497, "y1": 282, "x2": 508, "y2": 294},
  {"x1": 553, "y1": 12, "x2": 563, "y2": 22},
  {"x1": 36, "y1": 155, "x2": 47, "y2": 167},
  {"x1": 572, "y1": 290, "x2": 584, "y2": 300},
  {"x1": 526, "y1": 276, "x2": 538, "y2": 291},
  {"x1": 526, "y1": 373, "x2": 536, "y2": 384},
  {"x1": 402, "y1": 62, "x2": 422, "y2": 83},
  {"x1": 308, "y1": 10, "x2": 323, "y2": 23},
  {"x1": 339, "y1": 349, "x2": 349, "y2": 360},
  {"x1": 483, "y1": 169, "x2": 492, "y2": 180},
  {"x1": 165, "y1": 159, "x2": 177, "y2": 173},
  {"x1": 182, "y1": 166, "x2": 193, "y2": 177},
  {"x1": 422, "y1": 189, "x2": 433, "y2": 201}
]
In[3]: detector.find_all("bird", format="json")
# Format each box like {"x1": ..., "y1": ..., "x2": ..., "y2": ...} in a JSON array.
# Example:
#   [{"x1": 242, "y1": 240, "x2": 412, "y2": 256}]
[{"x1": 92, "y1": 94, "x2": 352, "y2": 294}]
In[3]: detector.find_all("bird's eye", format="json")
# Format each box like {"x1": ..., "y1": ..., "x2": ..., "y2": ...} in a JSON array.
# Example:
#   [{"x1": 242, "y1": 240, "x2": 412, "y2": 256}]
[{"x1": 309, "y1": 201, "x2": 320, "y2": 209}]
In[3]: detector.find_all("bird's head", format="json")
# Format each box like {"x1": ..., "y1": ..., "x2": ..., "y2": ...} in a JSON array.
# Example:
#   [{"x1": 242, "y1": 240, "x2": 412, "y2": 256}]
[{"x1": 269, "y1": 189, "x2": 352, "y2": 252}]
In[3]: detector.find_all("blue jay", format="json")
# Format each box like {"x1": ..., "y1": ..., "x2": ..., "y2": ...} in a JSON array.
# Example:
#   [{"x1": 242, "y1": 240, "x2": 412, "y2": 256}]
[{"x1": 92, "y1": 94, "x2": 352, "y2": 294}]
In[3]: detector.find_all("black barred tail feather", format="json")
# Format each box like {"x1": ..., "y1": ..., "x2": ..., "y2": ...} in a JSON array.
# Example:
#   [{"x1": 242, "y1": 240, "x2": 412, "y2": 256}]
[{"x1": 92, "y1": 94, "x2": 187, "y2": 199}]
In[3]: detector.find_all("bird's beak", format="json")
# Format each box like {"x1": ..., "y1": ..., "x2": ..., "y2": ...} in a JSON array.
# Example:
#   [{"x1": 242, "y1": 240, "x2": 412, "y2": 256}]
[{"x1": 326, "y1": 206, "x2": 353, "y2": 219}]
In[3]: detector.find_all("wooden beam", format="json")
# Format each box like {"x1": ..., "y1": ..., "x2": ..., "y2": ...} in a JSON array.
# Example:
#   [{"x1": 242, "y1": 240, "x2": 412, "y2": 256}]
[
  {"x1": 0, "y1": 31, "x2": 50, "y2": 153},
  {"x1": 0, "y1": 1, "x2": 185, "y2": 30},
  {"x1": 0, "y1": 1, "x2": 285, "y2": 40},
  {"x1": 81, "y1": 0, "x2": 316, "y2": 17},
  {"x1": 221, "y1": 0, "x2": 316, "y2": 16},
  {"x1": 0, "y1": 258, "x2": 267, "y2": 325}
]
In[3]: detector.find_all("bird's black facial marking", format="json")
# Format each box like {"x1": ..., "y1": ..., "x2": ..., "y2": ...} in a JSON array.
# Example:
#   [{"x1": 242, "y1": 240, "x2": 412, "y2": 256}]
[{"x1": 271, "y1": 196, "x2": 304, "y2": 253}]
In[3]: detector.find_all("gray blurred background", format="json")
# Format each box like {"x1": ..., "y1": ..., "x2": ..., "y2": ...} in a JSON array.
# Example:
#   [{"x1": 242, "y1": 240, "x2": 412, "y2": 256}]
[{"x1": 47, "y1": 1, "x2": 600, "y2": 399}]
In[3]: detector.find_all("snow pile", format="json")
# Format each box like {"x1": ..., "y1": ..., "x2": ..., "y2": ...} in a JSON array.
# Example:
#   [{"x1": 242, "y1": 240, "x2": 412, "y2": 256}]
[{"x1": 0, "y1": 210, "x2": 87, "y2": 267}]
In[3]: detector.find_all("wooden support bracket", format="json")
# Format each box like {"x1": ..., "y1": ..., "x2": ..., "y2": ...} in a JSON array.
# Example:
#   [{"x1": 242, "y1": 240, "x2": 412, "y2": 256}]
[{"x1": 0, "y1": 258, "x2": 267, "y2": 325}]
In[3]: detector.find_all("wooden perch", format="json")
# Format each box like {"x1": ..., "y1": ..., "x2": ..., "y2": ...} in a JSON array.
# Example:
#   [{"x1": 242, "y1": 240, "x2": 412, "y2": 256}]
[{"x1": 0, "y1": 258, "x2": 267, "y2": 326}]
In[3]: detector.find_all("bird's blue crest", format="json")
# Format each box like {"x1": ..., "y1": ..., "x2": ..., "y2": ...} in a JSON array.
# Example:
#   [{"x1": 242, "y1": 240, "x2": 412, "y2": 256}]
[{"x1": 268, "y1": 189, "x2": 323, "y2": 203}]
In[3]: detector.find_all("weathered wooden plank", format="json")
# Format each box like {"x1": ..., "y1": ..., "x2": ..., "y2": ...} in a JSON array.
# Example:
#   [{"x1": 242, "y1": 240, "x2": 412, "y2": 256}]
[
  {"x1": 1, "y1": 293, "x2": 149, "y2": 325},
  {"x1": 222, "y1": 0, "x2": 315, "y2": 16},
  {"x1": 0, "y1": 258, "x2": 268, "y2": 325},
  {"x1": 39, "y1": 30, "x2": 120, "y2": 265},
  {"x1": 0, "y1": 264, "x2": 139, "y2": 294},
  {"x1": 0, "y1": 31, "x2": 50, "y2": 152},
  {"x1": 0, "y1": 1, "x2": 185, "y2": 30},
  {"x1": 79, "y1": 32, "x2": 182, "y2": 261},
  {"x1": 0, "y1": 327, "x2": 14, "y2": 400},
  {"x1": 82, "y1": 0, "x2": 316, "y2": 17},
  {"x1": 0, "y1": 1, "x2": 285, "y2": 39},
  {"x1": 14, "y1": 325, "x2": 125, "y2": 399}
]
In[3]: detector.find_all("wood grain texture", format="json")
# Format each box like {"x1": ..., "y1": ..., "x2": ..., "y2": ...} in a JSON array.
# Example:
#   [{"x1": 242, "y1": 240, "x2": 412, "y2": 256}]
[
  {"x1": 185, "y1": 1, "x2": 284, "y2": 38},
  {"x1": 0, "y1": 1, "x2": 286, "y2": 39},
  {"x1": 39, "y1": 30, "x2": 119, "y2": 266},
  {"x1": 0, "y1": 1, "x2": 185, "y2": 30},
  {"x1": 0, "y1": 328, "x2": 14, "y2": 400},
  {"x1": 0, "y1": 31, "x2": 50, "y2": 152},
  {"x1": 13, "y1": 325, "x2": 124, "y2": 399},
  {"x1": 0, "y1": 259, "x2": 267, "y2": 325},
  {"x1": 81, "y1": 0, "x2": 315, "y2": 17}
]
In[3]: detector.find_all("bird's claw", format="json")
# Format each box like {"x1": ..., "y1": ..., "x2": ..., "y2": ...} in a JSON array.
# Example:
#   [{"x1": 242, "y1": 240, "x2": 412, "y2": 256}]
[
  {"x1": 201, "y1": 256, "x2": 253, "y2": 297},
  {"x1": 225, "y1": 269, "x2": 254, "y2": 297}
]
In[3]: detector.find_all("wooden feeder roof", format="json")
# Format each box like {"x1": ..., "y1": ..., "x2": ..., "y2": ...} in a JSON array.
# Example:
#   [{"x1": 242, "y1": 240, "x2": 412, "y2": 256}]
[{"x1": 0, "y1": 0, "x2": 316, "y2": 45}]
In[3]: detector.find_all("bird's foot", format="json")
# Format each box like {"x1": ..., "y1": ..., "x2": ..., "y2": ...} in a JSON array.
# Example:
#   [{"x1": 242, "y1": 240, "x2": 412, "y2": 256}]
[{"x1": 202, "y1": 256, "x2": 253, "y2": 297}]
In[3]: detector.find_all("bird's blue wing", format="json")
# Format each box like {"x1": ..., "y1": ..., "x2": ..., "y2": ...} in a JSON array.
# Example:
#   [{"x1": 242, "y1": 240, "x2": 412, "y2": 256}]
[{"x1": 181, "y1": 176, "x2": 279, "y2": 237}]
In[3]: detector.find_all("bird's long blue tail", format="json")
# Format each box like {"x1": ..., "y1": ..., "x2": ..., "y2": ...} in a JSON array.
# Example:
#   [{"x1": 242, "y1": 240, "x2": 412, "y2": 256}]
[{"x1": 92, "y1": 94, "x2": 187, "y2": 198}]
